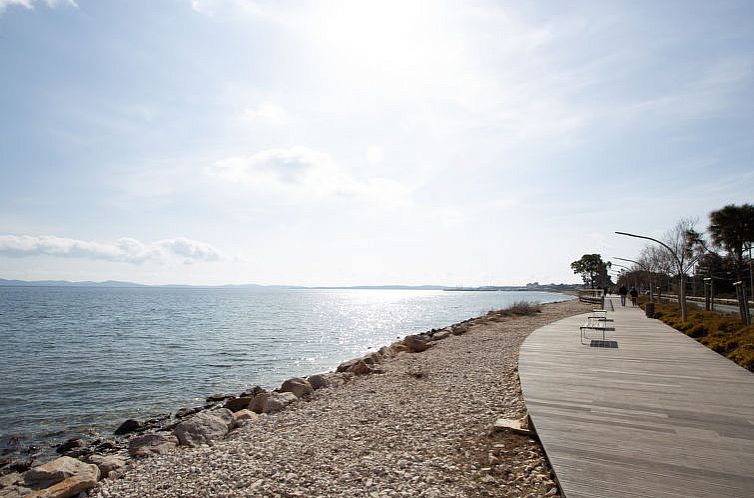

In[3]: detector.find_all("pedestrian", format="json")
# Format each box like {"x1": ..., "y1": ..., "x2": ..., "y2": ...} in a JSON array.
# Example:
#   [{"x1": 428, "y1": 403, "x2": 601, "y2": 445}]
[
  {"x1": 618, "y1": 285, "x2": 628, "y2": 306},
  {"x1": 630, "y1": 286, "x2": 638, "y2": 307}
]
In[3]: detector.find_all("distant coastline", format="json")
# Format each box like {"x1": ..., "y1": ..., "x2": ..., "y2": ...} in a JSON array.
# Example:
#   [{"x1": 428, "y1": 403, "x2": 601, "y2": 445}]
[{"x1": 0, "y1": 278, "x2": 580, "y2": 292}]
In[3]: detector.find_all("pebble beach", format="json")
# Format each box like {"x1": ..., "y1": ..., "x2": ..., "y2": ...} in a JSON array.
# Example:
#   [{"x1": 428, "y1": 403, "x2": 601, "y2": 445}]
[{"x1": 85, "y1": 298, "x2": 590, "y2": 498}]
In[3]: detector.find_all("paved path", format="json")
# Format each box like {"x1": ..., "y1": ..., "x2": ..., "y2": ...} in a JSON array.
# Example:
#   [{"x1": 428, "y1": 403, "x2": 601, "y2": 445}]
[{"x1": 520, "y1": 296, "x2": 754, "y2": 497}]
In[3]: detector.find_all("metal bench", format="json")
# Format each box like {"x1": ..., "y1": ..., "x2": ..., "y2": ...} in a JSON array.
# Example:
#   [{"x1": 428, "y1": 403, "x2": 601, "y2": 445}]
[{"x1": 580, "y1": 309, "x2": 615, "y2": 344}]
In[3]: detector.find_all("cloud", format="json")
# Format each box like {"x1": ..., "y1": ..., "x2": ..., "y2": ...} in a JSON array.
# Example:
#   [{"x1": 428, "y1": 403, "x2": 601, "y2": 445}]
[
  {"x1": 242, "y1": 102, "x2": 288, "y2": 126},
  {"x1": 206, "y1": 146, "x2": 410, "y2": 206},
  {"x1": 0, "y1": 235, "x2": 224, "y2": 264},
  {"x1": 0, "y1": 0, "x2": 77, "y2": 14}
]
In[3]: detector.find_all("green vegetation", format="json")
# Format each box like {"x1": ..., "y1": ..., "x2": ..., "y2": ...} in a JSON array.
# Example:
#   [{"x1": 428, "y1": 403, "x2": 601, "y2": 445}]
[
  {"x1": 570, "y1": 254, "x2": 611, "y2": 289},
  {"x1": 644, "y1": 299, "x2": 754, "y2": 372}
]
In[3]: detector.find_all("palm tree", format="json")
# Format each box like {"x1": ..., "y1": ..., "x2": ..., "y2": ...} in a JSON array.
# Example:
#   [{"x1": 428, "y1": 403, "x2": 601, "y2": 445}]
[{"x1": 708, "y1": 204, "x2": 754, "y2": 282}]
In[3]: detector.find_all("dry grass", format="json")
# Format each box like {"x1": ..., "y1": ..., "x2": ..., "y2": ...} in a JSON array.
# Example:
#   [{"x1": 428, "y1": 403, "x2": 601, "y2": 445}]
[
  {"x1": 485, "y1": 301, "x2": 542, "y2": 321},
  {"x1": 644, "y1": 300, "x2": 754, "y2": 372}
]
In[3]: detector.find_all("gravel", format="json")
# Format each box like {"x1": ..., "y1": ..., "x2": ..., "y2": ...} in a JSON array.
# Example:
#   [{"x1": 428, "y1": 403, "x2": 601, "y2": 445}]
[{"x1": 93, "y1": 299, "x2": 590, "y2": 498}]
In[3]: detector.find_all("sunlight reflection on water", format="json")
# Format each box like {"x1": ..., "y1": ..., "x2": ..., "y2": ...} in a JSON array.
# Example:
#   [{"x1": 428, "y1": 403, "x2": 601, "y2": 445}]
[{"x1": 0, "y1": 287, "x2": 572, "y2": 449}]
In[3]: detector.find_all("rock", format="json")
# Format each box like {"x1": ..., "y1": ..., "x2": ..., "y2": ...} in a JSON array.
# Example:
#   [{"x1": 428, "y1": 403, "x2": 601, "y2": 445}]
[
  {"x1": 249, "y1": 392, "x2": 270, "y2": 414},
  {"x1": 232, "y1": 409, "x2": 259, "y2": 424},
  {"x1": 308, "y1": 373, "x2": 349, "y2": 390},
  {"x1": 173, "y1": 409, "x2": 234, "y2": 447},
  {"x1": 5, "y1": 458, "x2": 34, "y2": 473},
  {"x1": 240, "y1": 385, "x2": 267, "y2": 398},
  {"x1": 307, "y1": 374, "x2": 330, "y2": 390},
  {"x1": 25, "y1": 472, "x2": 100, "y2": 498},
  {"x1": 403, "y1": 334, "x2": 432, "y2": 353},
  {"x1": 451, "y1": 324, "x2": 469, "y2": 335},
  {"x1": 0, "y1": 472, "x2": 22, "y2": 488},
  {"x1": 251, "y1": 392, "x2": 299, "y2": 414},
  {"x1": 174, "y1": 406, "x2": 203, "y2": 419},
  {"x1": 223, "y1": 397, "x2": 253, "y2": 412},
  {"x1": 87, "y1": 455, "x2": 126, "y2": 479},
  {"x1": 23, "y1": 456, "x2": 100, "y2": 495},
  {"x1": 114, "y1": 419, "x2": 143, "y2": 436},
  {"x1": 361, "y1": 351, "x2": 383, "y2": 365},
  {"x1": 280, "y1": 377, "x2": 313, "y2": 398},
  {"x1": 55, "y1": 437, "x2": 86, "y2": 458},
  {"x1": 350, "y1": 360, "x2": 374, "y2": 376},
  {"x1": 54, "y1": 438, "x2": 86, "y2": 456},
  {"x1": 377, "y1": 345, "x2": 396, "y2": 358},
  {"x1": 93, "y1": 439, "x2": 121, "y2": 453},
  {"x1": 127, "y1": 434, "x2": 178, "y2": 458},
  {"x1": 262, "y1": 392, "x2": 298, "y2": 413},
  {"x1": 429, "y1": 329, "x2": 452, "y2": 341},
  {"x1": 206, "y1": 393, "x2": 233, "y2": 403},
  {"x1": 0, "y1": 484, "x2": 32, "y2": 497},
  {"x1": 491, "y1": 416, "x2": 531, "y2": 435},
  {"x1": 143, "y1": 413, "x2": 170, "y2": 428},
  {"x1": 336, "y1": 358, "x2": 360, "y2": 373}
]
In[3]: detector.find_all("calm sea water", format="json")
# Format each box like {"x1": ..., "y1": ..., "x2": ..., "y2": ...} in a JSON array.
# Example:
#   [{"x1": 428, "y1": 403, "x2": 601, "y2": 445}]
[{"x1": 0, "y1": 287, "x2": 571, "y2": 452}]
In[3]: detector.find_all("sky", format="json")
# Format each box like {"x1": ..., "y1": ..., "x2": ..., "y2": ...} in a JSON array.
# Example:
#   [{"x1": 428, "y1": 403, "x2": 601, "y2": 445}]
[{"x1": 0, "y1": 0, "x2": 752, "y2": 286}]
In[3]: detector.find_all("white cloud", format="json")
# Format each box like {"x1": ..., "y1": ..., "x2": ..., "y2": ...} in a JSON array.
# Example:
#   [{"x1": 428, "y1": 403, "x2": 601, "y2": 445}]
[
  {"x1": 0, "y1": 235, "x2": 224, "y2": 264},
  {"x1": 242, "y1": 102, "x2": 288, "y2": 126},
  {"x1": 206, "y1": 146, "x2": 410, "y2": 206},
  {"x1": 0, "y1": 0, "x2": 76, "y2": 13},
  {"x1": 366, "y1": 146, "x2": 384, "y2": 165}
]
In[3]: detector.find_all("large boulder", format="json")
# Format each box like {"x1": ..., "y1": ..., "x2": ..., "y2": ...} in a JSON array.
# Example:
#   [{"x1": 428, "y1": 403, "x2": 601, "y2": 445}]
[
  {"x1": 127, "y1": 434, "x2": 178, "y2": 458},
  {"x1": 23, "y1": 456, "x2": 100, "y2": 497},
  {"x1": 280, "y1": 377, "x2": 313, "y2": 398},
  {"x1": 173, "y1": 409, "x2": 234, "y2": 447},
  {"x1": 404, "y1": 334, "x2": 432, "y2": 353},
  {"x1": 224, "y1": 397, "x2": 252, "y2": 413}
]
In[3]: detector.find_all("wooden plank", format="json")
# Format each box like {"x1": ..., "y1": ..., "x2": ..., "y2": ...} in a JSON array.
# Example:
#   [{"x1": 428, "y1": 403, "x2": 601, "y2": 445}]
[{"x1": 520, "y1": 296, "x2": 754, "y2": 497}]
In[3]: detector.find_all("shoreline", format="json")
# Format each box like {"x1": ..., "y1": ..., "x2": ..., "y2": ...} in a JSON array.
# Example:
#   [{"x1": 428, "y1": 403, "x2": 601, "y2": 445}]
[{"x1": 2, "y1": 297, "x2": 589, "y2": 497}]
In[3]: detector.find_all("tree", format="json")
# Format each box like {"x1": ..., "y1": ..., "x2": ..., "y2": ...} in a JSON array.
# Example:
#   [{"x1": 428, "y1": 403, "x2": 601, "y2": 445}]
[
  {"x1": 571, "y1": 254, "x2": 611, "y2": 289},
  {"x1": 708, "y1": 203, "x2": 754, "y2": 282},
  {"x1": 616, "y1": 218, "x2": 705, "y2": 321},
  {"x1": 662, "y1": 218, "x2": 707, "y2": 321}
]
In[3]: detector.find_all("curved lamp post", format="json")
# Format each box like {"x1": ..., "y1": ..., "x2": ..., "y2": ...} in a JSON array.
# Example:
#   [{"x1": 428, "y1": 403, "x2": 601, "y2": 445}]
[
  {"x1": 613, "y1": 256, "x2": 654, "y2": 302},
  {"x1": 615, "y1": 231, "x2": 688, "y2": 321}
]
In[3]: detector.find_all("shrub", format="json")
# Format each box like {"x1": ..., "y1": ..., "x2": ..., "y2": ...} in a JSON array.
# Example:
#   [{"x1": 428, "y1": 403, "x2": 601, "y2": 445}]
[{"x1": 487, "y1": 301, "x2": 542, "y2": 319}]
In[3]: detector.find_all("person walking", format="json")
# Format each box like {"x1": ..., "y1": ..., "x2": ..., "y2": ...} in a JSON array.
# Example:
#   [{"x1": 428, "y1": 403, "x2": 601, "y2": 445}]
[
  {"x1": 630, "y1": 286, "x2": 639, "y2": 307},
  {"x1": 618, "y1": 285, "x2": 628, "y2": 306}
]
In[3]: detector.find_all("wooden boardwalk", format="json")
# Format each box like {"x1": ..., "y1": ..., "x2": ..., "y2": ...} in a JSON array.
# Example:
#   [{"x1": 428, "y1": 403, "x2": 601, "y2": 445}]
[{"x1": 519, "y1": 296, "x2": 754, "y2": 497}]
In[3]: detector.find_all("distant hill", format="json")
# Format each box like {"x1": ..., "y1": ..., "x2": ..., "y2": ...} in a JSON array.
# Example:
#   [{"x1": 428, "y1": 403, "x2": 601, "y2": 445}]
[
  {"x1": 0, "y1": 278, "x2": 579, "y2": 291},
  {"x1": 0, "y1": 278, "x2": 146, "y2": 287}
]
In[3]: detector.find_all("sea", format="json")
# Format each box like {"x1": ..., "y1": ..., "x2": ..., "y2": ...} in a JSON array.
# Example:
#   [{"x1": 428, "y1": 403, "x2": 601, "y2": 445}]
[{"x1": 0, "y1": 286, "x2": 572, "y2": 455}]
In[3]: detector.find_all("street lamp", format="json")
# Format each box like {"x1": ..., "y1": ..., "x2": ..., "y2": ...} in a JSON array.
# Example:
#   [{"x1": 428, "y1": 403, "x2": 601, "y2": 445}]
[
  {"x1": 615, "y1": 231, "x2": 689, "y2": 321},
  {"x1": 613, "y1": 256, "x2": 654, "y2": 302}
]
